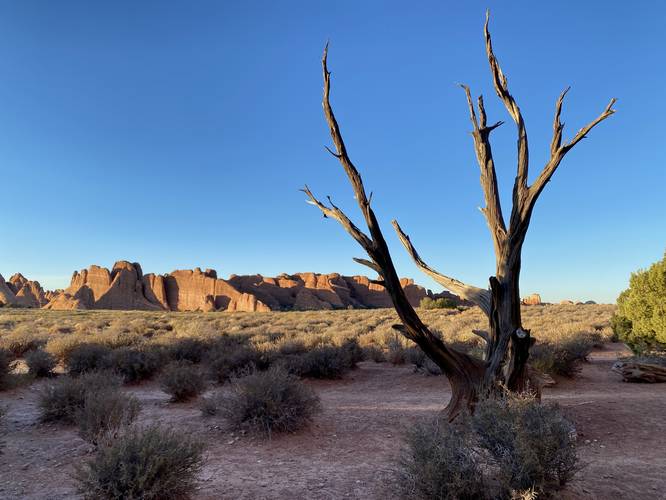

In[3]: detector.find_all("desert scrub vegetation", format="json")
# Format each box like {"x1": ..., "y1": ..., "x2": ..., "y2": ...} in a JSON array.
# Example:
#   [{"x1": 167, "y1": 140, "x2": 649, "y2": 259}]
[
  {"x1": 419, "y1": 296, "x2": 457, "y2": 310},
  {"x1": 612, "y1": 251, "x2": 666, "y2": 350},
  {"x1": 0, "y1": 348, "x2": 12, "y2": 390},
  {"x1": 64, "y1": 343, "x2": 112, "y2": 376},
  {"x1": 206, "y1": 366, "x2": 321, "y2": 437},
  {"x1": 25, "y1": 349, "x2": 57, "y2": 377},
  {"x1": 39, "y1": 370, "x2": 140, "y2": 444},
  {"x1": 38, "y1": 371, "x2": 122, "y2": 423},
  {"x1": 104, "y1": 347, "x2": 162, "y2": 383},
  {"x1": 529, "y1": 336, "x2": 596, "y2": 377},
  {"x1": 75, "y1": 425, "x2": 204, "y2": 500},
  {"x1": 280, "y1": 338, "x2": 363, "y2": 379},
  {"x1": 397, "y1": 394, "x2": 578, "y2": 499},
  {"x1": 397, "y1": 415, "x2": 486, "y2": 499},
  {"x1": 159, "y1": 361, "x2": 206, "y2": 402},
  {"x1": 76, "y1": 389, "x2": 140, "y2": 445},
  {"x1": 0, "y1": 304, "x2": 614, "y2": 384}
]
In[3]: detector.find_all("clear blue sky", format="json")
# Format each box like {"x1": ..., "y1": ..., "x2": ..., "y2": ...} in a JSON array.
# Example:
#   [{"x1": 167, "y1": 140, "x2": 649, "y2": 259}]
[{"x1": 0, "y1": 1, "x2": 664, "y2": 303}]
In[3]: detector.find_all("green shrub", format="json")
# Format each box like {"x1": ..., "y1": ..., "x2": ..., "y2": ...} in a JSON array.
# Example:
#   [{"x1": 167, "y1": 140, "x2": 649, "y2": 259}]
[
  {"x1": 25, "y1": 349, "x2": 57, "y2": 378},
  {"x1": 609, "y1": 314, "x2": 631, "y2": 342},
  {"x1": 472, "y1": 395, "x2": 578, "y2": 494},
  {"x1": 213, "y1": 366, "x2": 320, "y2": 437},
  {"x1": 613, "y1": 252, "x2": 666, "y2": 349},
  {"x1": 105, "y1": 347, "x2": 161, "y2": 383},
  {"x1": 159, "y1": 361, "x2": 206, "y2": 402},
  {"x1": 420, "y1": 297, "x2": 457, "y2": 310},
  {"x1": 65, "y1": 344, "x2": 112, "y2": 376},
  {"x1": 38, "y1": 371, "x2": 121, "y2": 423},
  {"x1": 396, "y1": 415, "x2": 486, "y2": 500},
  {"x1": 76, "y1": 390, "x2": 140, "y2": 445},
  {"x1": 75, "y1": 425, "x2": 204, "y2": 500}
]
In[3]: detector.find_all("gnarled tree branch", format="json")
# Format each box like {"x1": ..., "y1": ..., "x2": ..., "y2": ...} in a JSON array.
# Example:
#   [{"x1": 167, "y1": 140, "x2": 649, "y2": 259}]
[
  {"x1": 483, "y1": 10, "x2": 530, "y2": 234},
  {"x1": 305, "y1": 45, "x2": 485, "y2": 412},
  {"x1": 460, "y1": 83, "x2": 506, "y2": 252},
  {"x1": 392, "y1": 220, "x2": 491, "y2": 316},
  {"x1": 526, "y1": 94, "x2": 617, "y2": 215}
]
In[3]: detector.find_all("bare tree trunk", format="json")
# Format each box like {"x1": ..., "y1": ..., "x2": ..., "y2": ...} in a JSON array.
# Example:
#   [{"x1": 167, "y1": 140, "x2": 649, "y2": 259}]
[{"x1": 304, "y1": 12, "x2": 615, "y2": 417}]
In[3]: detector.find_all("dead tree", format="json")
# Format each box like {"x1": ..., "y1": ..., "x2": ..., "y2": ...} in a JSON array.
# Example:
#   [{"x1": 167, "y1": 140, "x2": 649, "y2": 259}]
[{"x1": 304, "y1": 12, "x2": 615, "y2": 417}]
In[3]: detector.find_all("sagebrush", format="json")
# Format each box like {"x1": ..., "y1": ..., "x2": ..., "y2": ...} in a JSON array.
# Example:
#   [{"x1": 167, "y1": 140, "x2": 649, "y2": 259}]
[
  {"x1": 210, "y1": 366, "x2": 320, "y2": 437},
  {"x1": 76, "y1": 425, "x2": 204, "y2": 500}
]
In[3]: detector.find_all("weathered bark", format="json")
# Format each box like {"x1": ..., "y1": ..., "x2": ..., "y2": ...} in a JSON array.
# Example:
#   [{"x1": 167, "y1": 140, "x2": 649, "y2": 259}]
[
  {"x1": 304, "y1": 12, "x2": 615, "y2": 416},
  {"x1": 612, "y1": 362, "x2": 666, "y2": 383},
  {"x1": 456, "y1": 12, "x2": 615, "y2": 393},
  {"x1": 303, "y1": 44, "x2": 484, "y2": 417}
]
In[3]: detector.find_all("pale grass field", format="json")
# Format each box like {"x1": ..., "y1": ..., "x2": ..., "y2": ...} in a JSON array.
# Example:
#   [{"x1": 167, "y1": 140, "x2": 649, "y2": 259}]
[{"x1": 0, "y1": 304, "x2": 615, "y2": 363}]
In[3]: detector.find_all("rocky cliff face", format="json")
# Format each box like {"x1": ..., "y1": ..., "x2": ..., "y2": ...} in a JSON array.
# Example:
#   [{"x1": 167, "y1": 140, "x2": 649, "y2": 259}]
[{"x1": 3, "y1": 261, "x2": 467, "y2": 313}]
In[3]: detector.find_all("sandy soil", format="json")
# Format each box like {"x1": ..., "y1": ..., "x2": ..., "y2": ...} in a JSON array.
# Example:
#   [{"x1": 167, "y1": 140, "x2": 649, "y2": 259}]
[{"x1": 1, "y1": 343, "x2": 664, "y2": 500}]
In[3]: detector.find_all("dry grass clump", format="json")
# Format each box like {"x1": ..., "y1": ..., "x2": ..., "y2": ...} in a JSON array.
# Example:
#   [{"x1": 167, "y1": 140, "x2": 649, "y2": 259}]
[
  {"x1": 38, "y1": 370, "x2": 139, "y2": 445},
  {"x1": 159, "y1": 361, "x2": 206, "y2": 402},
  {"x1": 208, "y1": 366, "x2": 320, "y2": 437},
  {"x1": 397, "y1": 415, "x2": 486, "y2": 500},
  {"x1": 25, "y1": 349, "x2": 57, "y2": 378},
  {"x1": 473, "y1": 395, "x2": 579, "y2": 494},
  {"x1": 75, "y1": 425, "x2": 204, "y2": 500},
  {"x1": 38, "y1": 371, "x2": 122, "y2": 423},
  {"x1": 0, "y1": 324, "x2": 45, "y2": 357},
  {"x1": 397, "y1": 394, "x2": 578, "y2": 499},
  {"x1": 76, "y1": 390, "x2": 140, "y2": 445},
  {"x1": 530, "y1": 337, "x2": 595, "y2": 377}
]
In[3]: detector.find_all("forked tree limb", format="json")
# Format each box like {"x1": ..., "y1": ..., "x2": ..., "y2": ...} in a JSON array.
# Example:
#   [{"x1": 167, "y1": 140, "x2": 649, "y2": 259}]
[
  {"x1": 392, "y1": 219, "x2": 491, "y2": 316},
  {"x1": 550, "y1": 87, "x2": 570, "y2": 155},
  {"x1": 305, "y1": 44, "x2": 485, "y2": 396},
  {"x1": 483, "y1": 10, "x2": 530, "y2": 233},
  {"x1": 460, "y1": 83, "x2": 506, "y2": 251},
  {"x1": 525, "y1": 95, "x2": 616, "y2": 217},
  {"x1": 480, "y1": 11, "x2": 616, "y2": 247}
]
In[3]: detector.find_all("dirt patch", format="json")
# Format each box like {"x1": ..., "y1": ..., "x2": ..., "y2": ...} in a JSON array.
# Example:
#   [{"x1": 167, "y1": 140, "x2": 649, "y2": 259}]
[{"x1": 1, "y1": 343, "x2": 664, "y2": 499}]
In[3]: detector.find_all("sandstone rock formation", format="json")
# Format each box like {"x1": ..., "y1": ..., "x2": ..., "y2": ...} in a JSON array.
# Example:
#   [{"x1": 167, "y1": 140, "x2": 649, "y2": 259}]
[
  {"x1": 4, "y1": 261, "x2": 467, "y2": 313},
  {"x1": 45, "y1": 261, "x2": 163, "y2": 311},
  {"x1": 0, "y1": 273, "x2": 50, "y2": 307},
  {"x1": 521, "y1": 293, "x2": 542, "y2": 306},
  {"x1": 0, "y1": 274, "x2": 18, "y2": 306}
]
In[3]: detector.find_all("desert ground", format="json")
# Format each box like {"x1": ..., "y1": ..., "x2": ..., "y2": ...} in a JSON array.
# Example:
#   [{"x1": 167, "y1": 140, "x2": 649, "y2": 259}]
[{"x1": 1, "y1": 305, "x2": 664, "y2": 499}]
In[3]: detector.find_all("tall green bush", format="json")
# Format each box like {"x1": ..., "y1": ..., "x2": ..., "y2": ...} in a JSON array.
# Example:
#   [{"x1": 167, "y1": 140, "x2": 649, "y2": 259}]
[{"x1": 613, "y1": 252, "x2": 666, "y2": 348}]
